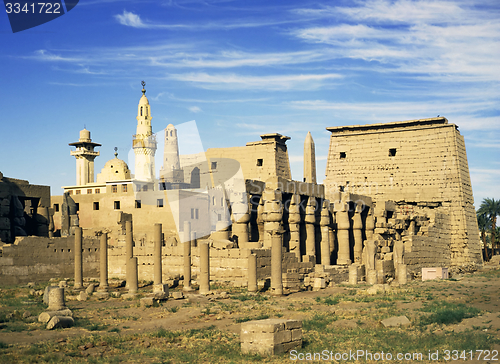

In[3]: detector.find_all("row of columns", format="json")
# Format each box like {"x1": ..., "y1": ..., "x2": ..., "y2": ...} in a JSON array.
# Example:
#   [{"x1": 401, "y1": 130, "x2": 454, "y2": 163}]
[
  {"x1": 74, "y1": 222, "x2": 211, "y2": 295},
  {"x1": 229, "y1": 189, "x2": 375, "y2": 266}
]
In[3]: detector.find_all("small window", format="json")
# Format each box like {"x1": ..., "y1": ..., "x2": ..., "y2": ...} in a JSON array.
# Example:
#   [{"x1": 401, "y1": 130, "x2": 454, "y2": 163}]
[
  {"x1": 195, "y1": 209, "x2": 199, "y2": 220},
  {"x1": 389, "y1": 148, "x2": 397, "y2": 156},
  {"x1": 122, "y1": 184, "x2": 128, "y2": 193},
  {"x1": 114, "y1": 201, "x2": 121, "y2": 210},
  {"x1": 87, "y1": 189, "x2": 92, "y2": 194},
  {"x1": 75, "y1": 190, "x2": 81, "y2": 195},
  {"x1": 135, "y1": 200, "x2": 141, "y2": 209},
  {"x1": 143, "y1": 185, "x2": 148, "y2": 192},
  {"x1": 136, "y1": 185, "x2": 142, "y2": 192},
  {"x1": 140, "y1": 106, "x2": 143, "y2": 116},
  {"x1": 95, "y1": 188, "x2": 100, "y2": 194},
  {"x1": 339, "y1": 186, "x2": 345, "y2": 192},
  {"x1": 191, "y1": 208, "x2": 194, "y2": 219},
  {"x1": 257, "y1": 159, "x2": 263, "y2": 166},
  {"x1": 54, "y1": 204, "x2": 59, "y2": 212},
  {"x1": 75, "y1": 203, "x2": 79, "y2": 211},
  {"x1": 218, "y1": 214, "x2": 221, "y2": 221},
  {"x1": 68, "y1": 190, "x2": 73, "y2": 195},
  {"x1": 93, "y1": 202, "x2": 99, "y2": 211},
  {"x1": 340, "y1": 152, "x2": 346, "y2": 159},
  {"x1": 211, "y1": 161, "x2": 217, "y2": 170},
  {"x1": 157, "y1": 199, "x2": 163, "y2": 208},
  {"x1": 112, "y1": 185, "x2": 117, "y2": 193},
  {"x1": 212, "y1": 197, "x2": 216, "y2": 205}
]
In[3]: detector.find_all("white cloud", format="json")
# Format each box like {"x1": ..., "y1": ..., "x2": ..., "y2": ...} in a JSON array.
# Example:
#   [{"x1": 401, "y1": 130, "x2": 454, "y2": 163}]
[
  {"x1": 188, "y1": 106, "x2": 202, "y2": 113},
  {"x1": 114, "y1": 10, "x2": 147, "y2": 28},
  {"x1": 169, "y1": 72, "x2": 342, "y2": 90}
]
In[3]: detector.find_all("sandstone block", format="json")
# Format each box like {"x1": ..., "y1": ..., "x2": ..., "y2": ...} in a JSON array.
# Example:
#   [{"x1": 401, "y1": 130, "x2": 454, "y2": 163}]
[{"x1": 46, "y1": 316, "x2": 74, "y2": 330}]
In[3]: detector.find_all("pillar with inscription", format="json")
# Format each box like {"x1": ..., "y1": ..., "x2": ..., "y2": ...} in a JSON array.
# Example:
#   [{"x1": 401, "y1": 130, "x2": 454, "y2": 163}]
[
  {"x1": 336, "y1": 204, "x2": 351, "y2": 265},
  {"x1": 353, "y1": 205, "x2": 363, "y2": 264},
  {"x1": 288, "y1": 194, "x2": 301, "y2": 261},
  {"x1": 365, "y1": 210, "x2": 375, "y2": 241},
  {"x1": 320, "y1": 200, "x2": 331, "y2": 265},
  {"x1": 305, "y1": 197, "x2": 316, "y2": 260},
  {"x1": 263, "y1": 187, "x2": 282, "y2": 249}
]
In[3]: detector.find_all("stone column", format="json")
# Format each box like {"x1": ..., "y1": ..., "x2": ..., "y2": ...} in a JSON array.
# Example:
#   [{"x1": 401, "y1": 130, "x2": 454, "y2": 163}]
[
  {"x1": 366, "y1": 269, "x2": 378, "y2": 285},
  {"x1": 349, "y1": 265, "x2": 358, "y2": 285},
  {"x1": 48, "y1": 287, "x2": 66, "y2": 311},
  {"x1": 183, "y1": 222, "x2": 192, "y2": 291},
  {"x1": 128, "y1": 257, "x2": 138, "y2": 294},
  {"x1": 365, "y1": 211, "x2": 375, "y2": 241},
  {"x1": 320, "y1": 200, "x2": 331, "y2": 265},
  {"x1": 271, "y1": 230, "x2": 283, "y2": 296},
  {"x1": 48, "y1": 207, "x2": 55, "y2": 238},
  {"x1": 125, "y1": 220, "x2": 133, "y2": 288},
  {"x1": 74, "y1": 227, "x2": 83, "y2": 289},
  {"x1": 199, "y1": 242, "x2": 210, "y2": 295},
  {"x1": 398, "y1": 263, "x2": 407, "y2": 285},
  {"x1": 336, "y1": 204, "x2": 351, "y2": 265},
  {"x1": 263, "y1": 188, "x2": 282, "y2": 249},
  {"x1": 304, "y1": 197, "x2": 316, "y2": 259},
  {"x1": 288, "y1": 195, "x2": 301, "y2": 261},
  {"x1": 248, "y1": 253, "x2": 258, "y2": 293},
  {"x1": 231, "y1": 196, "x2": 250, "y2": 247},
  {"x1": 353, "y1": 205, "x2": 363, "y2": 264},
  {"x1": 256, "y1": 196, "x2": 265, "y2": 245},
  {"x1": 154, "y1": 223, "x2": 162, "y2": 286},
  {"x1": 99, "y1": 232, "x2": 108, "y2": 291},
  {"x1": 393, "y1": 239, "x2": 404, "y2": 279},
  {"x1": 191, "y1": 231, "x2": 197, "y2": 247},
  {"x1": 329, "y1": 205, "x2": 336, "y2": 262}
]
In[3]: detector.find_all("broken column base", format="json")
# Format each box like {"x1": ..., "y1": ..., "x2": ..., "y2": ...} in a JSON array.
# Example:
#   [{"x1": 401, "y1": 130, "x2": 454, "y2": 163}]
[
  {"x1": 153, "y1": 284, "x2": 169, "y2": 300},
  {"x1": 241, "y1": 318, "x2": 302, "y2": 356}
]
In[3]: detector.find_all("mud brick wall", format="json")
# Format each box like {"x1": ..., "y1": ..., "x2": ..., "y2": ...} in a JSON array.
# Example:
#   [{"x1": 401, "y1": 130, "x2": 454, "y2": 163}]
[
  {"x1": 0, "y1": 236, "x2": 99, "y2": 286},
  {"x1": 324, "y1": 118, "x2": 482, "y2": 268}
]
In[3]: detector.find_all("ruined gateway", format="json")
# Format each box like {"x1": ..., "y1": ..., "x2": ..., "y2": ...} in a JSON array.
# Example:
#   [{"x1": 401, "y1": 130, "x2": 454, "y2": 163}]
[{"x1": 0, "y1": 85, "x2": 482, "y2": 288}]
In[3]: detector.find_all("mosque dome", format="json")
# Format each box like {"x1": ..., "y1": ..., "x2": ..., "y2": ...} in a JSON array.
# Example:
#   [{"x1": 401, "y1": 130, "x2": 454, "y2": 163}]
[{"x1": 96, "y1": 154, "x2": 131, "y2": 183}]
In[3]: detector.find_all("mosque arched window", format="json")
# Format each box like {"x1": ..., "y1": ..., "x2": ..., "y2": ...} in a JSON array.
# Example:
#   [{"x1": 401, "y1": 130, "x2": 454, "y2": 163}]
[{"x1": 140, "y1": 106, "x2": 143, "y2": 116}]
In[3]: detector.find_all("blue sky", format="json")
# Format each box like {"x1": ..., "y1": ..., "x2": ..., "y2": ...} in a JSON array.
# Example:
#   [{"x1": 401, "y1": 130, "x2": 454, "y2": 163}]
[{"x1": 1, "y1": 0, "x2": 499, "y2": 206}]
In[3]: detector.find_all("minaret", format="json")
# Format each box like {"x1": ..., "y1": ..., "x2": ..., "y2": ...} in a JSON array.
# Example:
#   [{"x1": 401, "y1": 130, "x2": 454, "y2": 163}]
[
  {"x1": 160, "y1": 124, "x2": 184, "y2": 183},
  {"x1": 133, "y1": 81, "x2": 157, "y2": 182},
  {"x1": 303, "y1": 131, "x2": 316, "y2": 184},
  {"x1": 69, "y1": 128, "x2": 101, "y2": 185}
]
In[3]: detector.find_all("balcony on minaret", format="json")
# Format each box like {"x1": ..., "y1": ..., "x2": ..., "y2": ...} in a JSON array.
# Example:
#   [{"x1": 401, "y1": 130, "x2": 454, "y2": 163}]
[{"x1": 132, "y1": 134, "x2": 157, "y2": 149}]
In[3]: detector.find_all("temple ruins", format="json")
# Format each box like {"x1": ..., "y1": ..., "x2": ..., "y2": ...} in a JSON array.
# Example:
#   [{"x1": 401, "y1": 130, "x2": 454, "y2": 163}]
[{"x1": 0, "y1": 83, "x2": 483, "y2": 289}]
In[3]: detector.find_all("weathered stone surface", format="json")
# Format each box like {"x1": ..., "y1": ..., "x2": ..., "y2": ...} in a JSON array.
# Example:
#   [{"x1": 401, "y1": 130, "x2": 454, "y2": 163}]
[
  {"x1": 46, "y1": 316, "x2": 74, "y2": 330},
  {"x1": 38, "y1": 308, "x2": 73, "y2": 323},
  {"x1": 241, "y1": 319, "x2": 302, "y2": 356},
  {"x1": 381, "y1": 316, "x2": 410, "y2": 327}
]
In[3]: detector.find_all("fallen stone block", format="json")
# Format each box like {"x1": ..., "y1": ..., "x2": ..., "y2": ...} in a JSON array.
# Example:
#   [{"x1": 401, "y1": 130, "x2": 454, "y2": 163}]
[
  {"x1": 170, "y1": 291, "x2": 184, "y2": 300},
  {"x1": 46, "y1": 316, "x2": 74, "y2": 330},
  {"x1": 140, "y1": 297, "x2": 155, "y2": 308},
  {"x1": 241, "y1": 319, "x2": 302, "y2": 356},
  {"x1": 38, "y1": 308, "x2": 73, "y2": 324},
  {"x1": 86, "y1": 283, "x2": 96, "y2": 294},
  {"x1": 78, "y1": 292, "x2": 88, "y2": 301},
  {"x1": 381, "y1": 316, "x2": 410, "y2": 327}
]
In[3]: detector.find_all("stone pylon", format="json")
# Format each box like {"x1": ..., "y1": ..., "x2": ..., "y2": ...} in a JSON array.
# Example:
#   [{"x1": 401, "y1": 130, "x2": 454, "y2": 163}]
[{"x1": 303, "y1": 131, "x2": 316, "y2": 184}]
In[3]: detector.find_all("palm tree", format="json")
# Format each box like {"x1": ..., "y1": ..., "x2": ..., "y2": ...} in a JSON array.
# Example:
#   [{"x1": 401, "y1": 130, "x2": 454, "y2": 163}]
[
  {"x1": 477, "y1": 212, "x2": 490, "y2": 261},
  {"x1": 478, "y1": 198, "x2": 500, "y2": 257}
]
